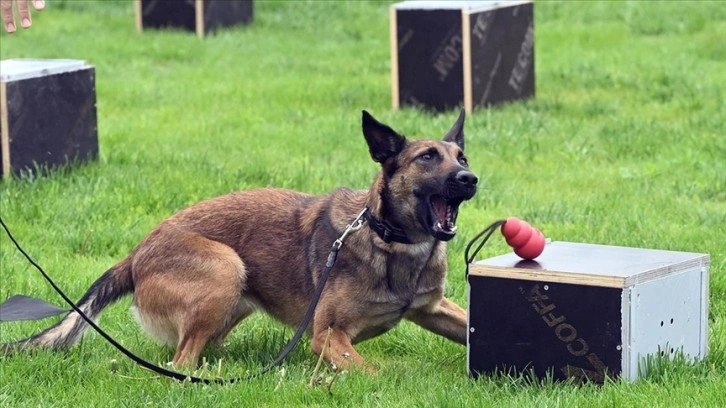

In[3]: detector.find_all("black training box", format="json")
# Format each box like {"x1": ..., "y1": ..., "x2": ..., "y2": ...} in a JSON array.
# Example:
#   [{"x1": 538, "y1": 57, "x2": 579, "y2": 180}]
[
  {"x1": 1, "y1": 59, "x2": 98, "y2": 179},
  {"x1": 135, "y1": 0, "x2": 253, "y2": 38},
  {"x1": 468, "y1": 242, "x2": 709, "y2": 382},
  {"x1": 390, "y1": 0, "x2": 534, "y2": 112}
]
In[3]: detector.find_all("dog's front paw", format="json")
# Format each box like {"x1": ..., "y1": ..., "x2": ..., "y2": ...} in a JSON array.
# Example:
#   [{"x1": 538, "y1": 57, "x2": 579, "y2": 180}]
[{"x1": 337, "y1": 358, "x2": 378, "y2": 376}]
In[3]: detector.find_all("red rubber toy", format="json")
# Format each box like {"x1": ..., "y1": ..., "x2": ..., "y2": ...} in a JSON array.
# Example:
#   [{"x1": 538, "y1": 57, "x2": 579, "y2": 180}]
[{"x1": 501, "y1": 217, "x2": 546, "y2": 260}]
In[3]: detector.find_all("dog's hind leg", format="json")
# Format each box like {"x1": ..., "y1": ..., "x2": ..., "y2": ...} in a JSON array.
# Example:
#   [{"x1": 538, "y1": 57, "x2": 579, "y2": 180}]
[
  {"x1": 170, "y1": 294, "x2": 254, "y2": 367},
  {"x1": 131, "y1": 229, "x2": 254, "y2": 367}
]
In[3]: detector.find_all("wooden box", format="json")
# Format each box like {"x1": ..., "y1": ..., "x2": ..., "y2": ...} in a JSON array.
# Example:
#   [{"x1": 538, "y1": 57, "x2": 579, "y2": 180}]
[
  {"x1": 1, "y1": 59, "x2": 98, "y2": 179},
  {"x1": 467, "y1": 242, "x2": 710, "y2": 382},
  {"x1": 390, "y1": 0, "x2": 534, "y2": 113},
  {"x1": 135, "y1": 0, "x2": 253, "y2": 38}
]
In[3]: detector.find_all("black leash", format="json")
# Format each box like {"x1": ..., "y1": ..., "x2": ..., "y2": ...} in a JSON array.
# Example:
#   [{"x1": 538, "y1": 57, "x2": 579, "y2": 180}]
[
  {"x1": 464, "y1": 219, "x2": 507, "y2": 277},
  {"x1": 0, "y1": 209, "x2": 367, "y2": 384}
]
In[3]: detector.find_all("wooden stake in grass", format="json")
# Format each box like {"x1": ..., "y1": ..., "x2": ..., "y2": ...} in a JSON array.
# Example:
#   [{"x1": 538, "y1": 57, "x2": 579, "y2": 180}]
[
  {"x1": 307, "y1": 327, "x2": 347, "y2": 394},
  {"x1": 325, "y1": 352, "x2": 348, "y2": 395},
  {"x1": 216, "y1": 358, "x2": 223, "y2": 380},
  {"x1": 274, "y1": 366, "x2": 287, "y2": 392},
  {"x1": 309, "y1": 327, "x2": 332, "y2": 387}
]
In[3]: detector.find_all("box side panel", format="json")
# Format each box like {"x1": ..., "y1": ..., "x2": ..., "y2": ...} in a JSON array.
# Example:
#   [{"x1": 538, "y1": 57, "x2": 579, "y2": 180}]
[
  {"x1": 628, "y1": 265, "x2": 706, "y2": 377},
  {"x1": 700, "y1": 258, "x2": 710, "y2": 357},
  {"x1": 5, "y1": 69, "x2": 98, "y2": 176},
  {"x1": 140, "y1": 0, "x2": 196, "y2": 31},
  {"x1": 203, "y1": 0, "x2": 253, "y2": 35},
  {"x1": 621, "y1": 287, "x2": 633, "y2": 380},
  {"x1": 390, "y1": 7, "x2": 400, "y2": 109},
  {"x1": 468, "y1": 276, "x2": 621, "y2": 382},
  {"x1": 1, "y1": 82, "x2": 9, "y2": 178},
  {"x1": 396, "y1": 9, "x2": 464, "y2": 111},
  {"x1": 468, "y1": 2, "x2": 534, "y2": 108},
  {"x1": 135, "y1": 0, "x2": 143, "y2": 32},
  {"x1": 461, "y1": 10, "x2": 472, "y2": 113}
]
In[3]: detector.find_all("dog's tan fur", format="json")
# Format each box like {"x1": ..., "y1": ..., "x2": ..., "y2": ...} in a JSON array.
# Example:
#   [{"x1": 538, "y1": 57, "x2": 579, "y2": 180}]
[{"x1": 5, "y1": 111, "x2": 478, "y2": 373}]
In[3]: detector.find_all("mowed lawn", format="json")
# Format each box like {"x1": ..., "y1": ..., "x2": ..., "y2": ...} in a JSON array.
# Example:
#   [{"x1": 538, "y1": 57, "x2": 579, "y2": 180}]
[{"x1": 0, "y1": 1, "x2": 724, "y2": 406}]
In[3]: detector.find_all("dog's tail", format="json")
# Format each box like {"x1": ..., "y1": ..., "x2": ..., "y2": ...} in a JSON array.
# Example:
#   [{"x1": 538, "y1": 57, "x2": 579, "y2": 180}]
[{"x1": 2, "y1": 257, "x2": 133, "y2": 353}]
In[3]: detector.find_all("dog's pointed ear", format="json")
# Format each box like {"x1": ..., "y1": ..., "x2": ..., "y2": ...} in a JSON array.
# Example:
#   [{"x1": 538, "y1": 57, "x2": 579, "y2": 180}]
[
  {"x1": 362, "y1": 110, "x2": 406, "y2": 163},
  {"x1": 443, "y1": 109, "x2": 466, "y2": 151}
]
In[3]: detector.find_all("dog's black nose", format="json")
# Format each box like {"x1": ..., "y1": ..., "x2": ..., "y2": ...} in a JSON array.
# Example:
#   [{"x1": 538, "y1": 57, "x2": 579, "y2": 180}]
[{"x1": 455, "y1": 170, "x2": 478, "y2": 187}]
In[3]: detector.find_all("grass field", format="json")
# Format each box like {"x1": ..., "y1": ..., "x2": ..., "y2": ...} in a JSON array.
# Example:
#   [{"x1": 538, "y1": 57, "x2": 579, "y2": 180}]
[{"x1": 1, "y1": 0, "x2": 724, "y2": 406}]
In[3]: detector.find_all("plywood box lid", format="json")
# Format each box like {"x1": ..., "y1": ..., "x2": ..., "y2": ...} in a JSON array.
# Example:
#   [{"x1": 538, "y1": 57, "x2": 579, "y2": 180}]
[
  {"x1": 0, "y1": 59, "x2": 90, "y2": 82},
  {"x1": 469, "y1": 241, "x2": 710, "y2": 288},
  {"x1": 392, "y1": 0, "x2": 531, "y2": 11}
]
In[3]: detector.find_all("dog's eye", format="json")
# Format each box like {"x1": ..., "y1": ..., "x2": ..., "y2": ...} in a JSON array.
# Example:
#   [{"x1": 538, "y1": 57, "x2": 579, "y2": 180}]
[
  {"x1": 418, "y1": 149, "x2": 438, "y2": 162},
  {"x1": 458, "y1": 155, "x2": 469, "y2": 167}
]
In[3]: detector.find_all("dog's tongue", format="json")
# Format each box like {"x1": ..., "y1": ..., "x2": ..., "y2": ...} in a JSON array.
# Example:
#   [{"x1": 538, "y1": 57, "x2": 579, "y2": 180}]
[{"x1": 432, "y1": 196, "x2": 448, "y2": 224}]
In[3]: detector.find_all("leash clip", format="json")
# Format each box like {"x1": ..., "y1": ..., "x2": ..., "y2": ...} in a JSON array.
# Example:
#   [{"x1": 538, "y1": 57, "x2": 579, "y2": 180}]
[{"x1": 332, "y1": 208, "x2": 367, "y2": 250}]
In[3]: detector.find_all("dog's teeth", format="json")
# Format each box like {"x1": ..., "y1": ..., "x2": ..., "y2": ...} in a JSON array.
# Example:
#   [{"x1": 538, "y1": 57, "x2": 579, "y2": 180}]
[
  {"x1": 436, "y1": 221, "x2": 443, "y2": 230},
  {"x1": 451, "y1": 225, "x2": 458, "y2": 233},
  {"x1": 446, "y1": 205, "x2": 455, "y2": 223}
]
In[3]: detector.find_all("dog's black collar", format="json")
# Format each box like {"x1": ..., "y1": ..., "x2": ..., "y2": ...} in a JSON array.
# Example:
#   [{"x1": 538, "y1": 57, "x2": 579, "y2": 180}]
[{"x1": 364, "y1": 208, "x2": 412, "y2": 244}]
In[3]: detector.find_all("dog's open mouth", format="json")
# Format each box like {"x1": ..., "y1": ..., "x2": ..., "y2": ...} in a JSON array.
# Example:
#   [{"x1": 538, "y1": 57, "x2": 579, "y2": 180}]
[{"x1": 429, "y1": 195, "x2": 460, "y2": 240}]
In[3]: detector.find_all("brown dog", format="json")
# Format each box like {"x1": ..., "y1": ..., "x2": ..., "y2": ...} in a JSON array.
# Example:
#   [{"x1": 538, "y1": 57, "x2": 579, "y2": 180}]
[{"x1": 5, "y1": 110, "x2": 478, "y2": 373}]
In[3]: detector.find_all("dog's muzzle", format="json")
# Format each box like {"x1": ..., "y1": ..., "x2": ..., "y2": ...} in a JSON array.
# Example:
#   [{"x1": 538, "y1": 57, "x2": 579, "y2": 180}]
[{"x1": 426, "y1": 170, "x2": 478, "y2": 241}]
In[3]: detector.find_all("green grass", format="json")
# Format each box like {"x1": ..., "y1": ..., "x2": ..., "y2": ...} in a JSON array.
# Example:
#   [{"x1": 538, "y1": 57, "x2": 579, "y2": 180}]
[{"x1": 1, "y1": 0, "x2": 724, "y2": 406}]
